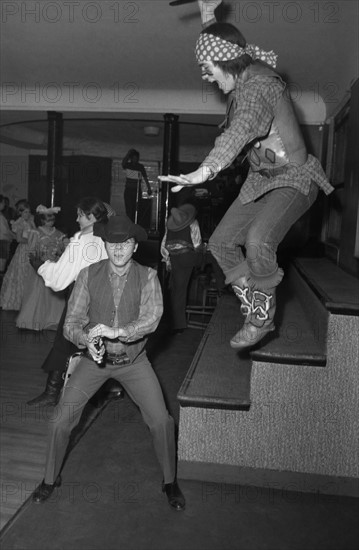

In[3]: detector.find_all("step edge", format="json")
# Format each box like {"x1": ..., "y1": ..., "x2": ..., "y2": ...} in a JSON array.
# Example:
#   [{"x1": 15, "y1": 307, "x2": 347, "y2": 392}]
[
  {"x1": 250, "y1": 351, "x2": 327, "y2": 367},
  {"x1": 293, "y1": 258, "x2": 359, "y2": 314},
  {"x1": 177, "y1": 393, "x2": 251, "y2": 410}
]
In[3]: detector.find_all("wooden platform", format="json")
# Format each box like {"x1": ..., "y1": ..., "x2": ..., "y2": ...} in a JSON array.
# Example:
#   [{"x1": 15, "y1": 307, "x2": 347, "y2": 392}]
[{"x1": 177, "y1": 257, "x2": 359, "y2": 496}]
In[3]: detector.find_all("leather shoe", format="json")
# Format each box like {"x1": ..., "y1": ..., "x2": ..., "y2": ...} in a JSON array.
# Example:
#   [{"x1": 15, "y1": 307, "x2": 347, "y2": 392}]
[
  {"x1": 32, "y1": 475, "x2": 62, "y2": 503},
  {"x1": 162, "y1": 480, "x2": 185, "y2": 511},
  {"x1": 108, "y1": 388, "x2": 125, "y2": 400},
  {"x1": 230, "y1": 322, "x2": 274, "y2": 349},
  {"x1": 106, "y1": 380, "x2": 125, "y2": 400}
]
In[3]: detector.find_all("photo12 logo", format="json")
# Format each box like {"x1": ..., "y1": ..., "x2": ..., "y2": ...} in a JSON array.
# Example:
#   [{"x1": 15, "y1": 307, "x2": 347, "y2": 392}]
[
  {"x1": 1, "y1": 1, "x2": 140, "y2": 24},
  {"x1": 225, "y1": 1, "x2": 341, "y2": 24},
  {"x1": 2, "y1": 81, "x2": 140, "y2": 105}
]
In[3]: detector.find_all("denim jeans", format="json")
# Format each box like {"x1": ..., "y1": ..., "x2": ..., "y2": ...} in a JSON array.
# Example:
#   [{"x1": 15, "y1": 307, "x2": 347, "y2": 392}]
[{"x1": 208, "y1": 183, "x2": 319, "y2": 290}]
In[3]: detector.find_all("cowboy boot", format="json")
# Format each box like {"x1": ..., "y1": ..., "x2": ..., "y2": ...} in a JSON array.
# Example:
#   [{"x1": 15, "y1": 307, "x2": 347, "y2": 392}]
[
  {"x1": 231, "y1": 276, "x2": 252, "y2": 319},
  {"x1": 27, "y1": 370, "x2": 64, "y2": 406},
  {"x1": 230, "y1": 286, "x2": 276, "y2": 349}
]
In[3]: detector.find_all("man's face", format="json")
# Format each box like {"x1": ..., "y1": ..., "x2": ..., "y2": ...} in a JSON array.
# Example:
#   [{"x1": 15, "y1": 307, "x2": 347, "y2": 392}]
[
  {"x1": 200, "y1": 60, "x2": 236, "y2": 94},
  {"x1": 105, "y1": 238, "x2": 137, "y2": 268}
]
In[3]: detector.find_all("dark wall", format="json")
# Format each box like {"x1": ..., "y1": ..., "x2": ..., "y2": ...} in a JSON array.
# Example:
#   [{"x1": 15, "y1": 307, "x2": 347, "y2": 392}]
[{"x1": 28, "y1": 155, "x2": 112, "y2": 236}]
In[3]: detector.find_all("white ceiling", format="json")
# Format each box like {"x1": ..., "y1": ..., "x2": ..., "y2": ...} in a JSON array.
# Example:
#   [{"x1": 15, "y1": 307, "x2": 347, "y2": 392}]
[{"x1": 0, "y1": 0, "x2": 358, "y2": 151}]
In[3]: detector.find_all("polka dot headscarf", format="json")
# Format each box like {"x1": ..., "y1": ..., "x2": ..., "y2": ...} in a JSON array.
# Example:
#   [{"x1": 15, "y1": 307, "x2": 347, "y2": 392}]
[{"x1": 195, "y1": 33, "x2": 278, "y2": 68}]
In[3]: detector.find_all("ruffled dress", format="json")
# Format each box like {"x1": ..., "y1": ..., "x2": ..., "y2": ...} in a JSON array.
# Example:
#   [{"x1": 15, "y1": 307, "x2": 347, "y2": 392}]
[
  {"x1": 16, "y1": 227, "x2": 67, "y2": 330},
  {"x1": 0, "y1": 216, "x2": 36, "y2": 310}
]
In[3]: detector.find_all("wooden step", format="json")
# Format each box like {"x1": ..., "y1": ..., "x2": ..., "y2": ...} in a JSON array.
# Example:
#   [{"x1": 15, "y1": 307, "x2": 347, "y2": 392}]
[
  {"x1": 293, "y1": 257, "x2": 359, "y2": 315},
  {"x1": 178, "y1": 295, "x2": 252, "y2": 410},
  {"x1": 250, "y1": 266, "x2": 328, "y2": 366}
]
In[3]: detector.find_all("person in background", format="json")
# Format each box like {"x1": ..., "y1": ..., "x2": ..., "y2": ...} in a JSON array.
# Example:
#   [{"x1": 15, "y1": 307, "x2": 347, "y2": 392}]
[
  {"x1": 27, "y1": 197, "x2": 123, "y2": 407},
  {"x1": 0, "y1": 199, "x2": 36, "y2": 310},
  {"x1": 2, "y1": 196, "x2": 18, "y2": 266},
  {"x1": 0, "y1": 194, "x2": 15, "y2": 273},
  {"x1": 122, "y1": 149, "x2": 152, "y2": 222},
  {"x1": 161, "y1": 204, "x2": 202, "y2": 334},
  {"x1": 160, "y1": 0, "x2": 333, "y2": 349},
  {"x1": 2, "y1": 196, "x2": 16, "y2": 226},
  {"x1": 32, "y1": 215, "x2": 186, "y2": 512},
  {"x1": 16, "y1": 205, "x2": 68, "y2": 331}
]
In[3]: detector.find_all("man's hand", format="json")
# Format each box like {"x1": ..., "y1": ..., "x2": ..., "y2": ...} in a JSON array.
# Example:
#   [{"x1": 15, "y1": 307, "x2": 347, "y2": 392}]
[
  {"x1": 29, "y1": 253, "x2": 44, "y2": 272},
  {"x1": 198, "y1": 0, "x2": 222, "y2": 24},
  {"x1": 88, "y1": 324, "x2": 119, "y2": 341},
  {"x1": 159, "y1": 165, "x2": 212, "y2": 193},
  {"x1": 86, "y1": 337, "x2": 105, "y2": 364}
]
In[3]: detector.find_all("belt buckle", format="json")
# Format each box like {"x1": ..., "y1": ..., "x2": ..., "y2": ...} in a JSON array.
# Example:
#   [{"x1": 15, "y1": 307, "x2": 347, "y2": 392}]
[
  {"x1": 108, "y1": 354, "x2": 129, "y2": 366},
  {"x1": 259, "y1": 168, "x2": 271, "y2": 178}
]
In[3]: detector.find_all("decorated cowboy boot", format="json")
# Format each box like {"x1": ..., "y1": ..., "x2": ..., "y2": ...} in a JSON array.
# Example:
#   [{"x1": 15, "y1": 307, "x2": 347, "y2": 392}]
[
  {"x1": 231, "y1": 276, "x2": 252, "y2": 319},
  {"x1": 230, "y1": 285, "x2": 276, "y2": 349}
]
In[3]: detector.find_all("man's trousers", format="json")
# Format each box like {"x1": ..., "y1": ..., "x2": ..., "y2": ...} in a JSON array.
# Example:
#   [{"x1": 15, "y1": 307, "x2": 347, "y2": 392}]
[{"x1": 43, "y1": 352, "x2": 176, "y2": 485}]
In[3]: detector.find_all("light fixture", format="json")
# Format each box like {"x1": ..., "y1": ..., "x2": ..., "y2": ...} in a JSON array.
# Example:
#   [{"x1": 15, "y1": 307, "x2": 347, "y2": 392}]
[{"x1": 143, "y1": 125, "x2": 160, "y2": 137}]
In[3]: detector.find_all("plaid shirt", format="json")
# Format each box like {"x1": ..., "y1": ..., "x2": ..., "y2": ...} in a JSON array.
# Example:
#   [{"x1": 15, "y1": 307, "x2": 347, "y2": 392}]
[
  {"x1": 200, "y1": 69, "x2": 334, "y2": 203},
  {"x1": 64, "y1": 261, "x2": 163, "y2": 352}
]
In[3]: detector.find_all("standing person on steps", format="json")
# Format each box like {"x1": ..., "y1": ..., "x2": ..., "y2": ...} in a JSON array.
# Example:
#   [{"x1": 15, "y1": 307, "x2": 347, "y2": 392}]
[
  {"x1": 32, "y1": 215, "x2": 186, "y2": 512},
  {"x1": 122, "y1": 148, "x2": 152, "y2": 223},
  {"x1": 160, "y1": 0, "x2": 333, "y2": 350},
  {"x1": 27, "y1": 197, "x2": 123, "y2": 407},
  {"x1": 161, "y1": 204, "x2": 202, "y2": 334}
]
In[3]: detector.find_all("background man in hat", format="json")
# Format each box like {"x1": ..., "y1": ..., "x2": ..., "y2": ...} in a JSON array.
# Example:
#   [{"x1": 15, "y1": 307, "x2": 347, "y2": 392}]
[
  {"x1": 161, "y1": 204, "x2": 202, "y2": 334},
  {"x1": 32, "y1": 215, "x2": 185, "y2": 511}
]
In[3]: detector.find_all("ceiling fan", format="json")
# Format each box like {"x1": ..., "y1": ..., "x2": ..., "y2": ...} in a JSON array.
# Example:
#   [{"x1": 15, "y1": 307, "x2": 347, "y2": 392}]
[{"x1": 169, "y1": 0, "x2": 196, "y2": 6}]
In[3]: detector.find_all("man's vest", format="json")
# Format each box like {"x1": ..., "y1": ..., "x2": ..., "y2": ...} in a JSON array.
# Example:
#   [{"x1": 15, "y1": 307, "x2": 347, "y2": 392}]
[
  {"x1": 165, "y1": 226, "x2": 194, "y2": 255},
  {"x1": 86, "y1": 260, "x2": 150, "y2": 362},
  {"x1": 232, "y1": 63, "x2": 308, "y2": 173}
]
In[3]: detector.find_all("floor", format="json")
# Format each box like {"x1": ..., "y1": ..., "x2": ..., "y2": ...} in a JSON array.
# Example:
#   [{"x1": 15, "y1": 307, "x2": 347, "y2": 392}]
[{"x1": 0, "y1": 305, "x2": 358, "y2": 550}]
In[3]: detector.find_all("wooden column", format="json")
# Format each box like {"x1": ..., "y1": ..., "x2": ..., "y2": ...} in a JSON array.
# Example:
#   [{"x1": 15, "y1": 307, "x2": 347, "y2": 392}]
[
  {"x1": 46, "y1": 111, "x2": 63, "y2": 207},
  {"x1": 158, "y1": 113, "x2": 179, "y2": 285}
]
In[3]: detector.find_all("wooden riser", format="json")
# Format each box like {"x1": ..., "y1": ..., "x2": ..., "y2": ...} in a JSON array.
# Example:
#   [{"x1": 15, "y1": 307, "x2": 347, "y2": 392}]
[{"x1": 177, "y1": 258, "x2": 359, "y2": 492}]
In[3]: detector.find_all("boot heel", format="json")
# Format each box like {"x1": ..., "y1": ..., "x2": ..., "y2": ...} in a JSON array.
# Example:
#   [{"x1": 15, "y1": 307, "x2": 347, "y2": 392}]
[{"x1": 32, "y1": 475, "x2": 62, "y2": 503}]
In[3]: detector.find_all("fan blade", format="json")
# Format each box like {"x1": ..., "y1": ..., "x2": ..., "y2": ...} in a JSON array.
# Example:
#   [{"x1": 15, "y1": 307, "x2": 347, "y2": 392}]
[{"x1": 169, "y1": 0, "x2": 196, "y2": 6}]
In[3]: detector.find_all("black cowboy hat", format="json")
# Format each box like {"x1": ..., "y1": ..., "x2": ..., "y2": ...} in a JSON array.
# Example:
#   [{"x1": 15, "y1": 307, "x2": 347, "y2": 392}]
[
  {"x1": 94, "y1": 216, "x2": 147, "y2": 243},
  {"x1": 167, "y1": 204, "x2": 197, "y2": 232}
]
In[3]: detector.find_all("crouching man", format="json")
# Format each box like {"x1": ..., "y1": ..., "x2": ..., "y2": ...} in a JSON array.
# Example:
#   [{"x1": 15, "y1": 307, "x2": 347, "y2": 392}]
[{"x1": 32, "y1": 216, "x2": 185, "y2": 511}]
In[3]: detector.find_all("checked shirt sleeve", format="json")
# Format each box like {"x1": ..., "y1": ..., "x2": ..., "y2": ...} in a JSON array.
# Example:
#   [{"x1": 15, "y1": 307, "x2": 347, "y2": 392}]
[
  {"x1": 200, "y1": 76, "x2": 285, "y2": 179},
  {"x1": 121, "y1": 268, "x2": 163, "y2": 343}
]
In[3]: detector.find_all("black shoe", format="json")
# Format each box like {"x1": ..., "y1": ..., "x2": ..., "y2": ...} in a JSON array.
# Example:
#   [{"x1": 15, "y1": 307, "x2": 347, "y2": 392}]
[
  {"x1": 171, "y1": 329, "x2": 184, "y2": 336},
  {"x1": 27, "y1": 371, "x2": 64, "y2": 406},
  {"x1": 162, "y1": 480, "x2": 185, "y2": 511},
  {"x1": 106, "y1": 380, "x2": 125, "y2": 400},
  {"x1": 89, "y1": 381, "x2": 124, "y2": 408},
  {"x1": 32, "y1": 475, "x2": 62, "y2": 503},
  {"x1": 27, "y1": 391, "x2": 59, "y2": 407}
]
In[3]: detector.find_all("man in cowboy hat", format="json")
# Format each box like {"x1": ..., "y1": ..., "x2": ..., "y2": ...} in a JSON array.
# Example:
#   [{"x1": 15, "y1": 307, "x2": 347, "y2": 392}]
[
  {"x1": 32, "y1": 215, "x2": 185, "y2": 511},
  {"x1": 161, "y1": 203, "x2": 202, "y2": 334}
]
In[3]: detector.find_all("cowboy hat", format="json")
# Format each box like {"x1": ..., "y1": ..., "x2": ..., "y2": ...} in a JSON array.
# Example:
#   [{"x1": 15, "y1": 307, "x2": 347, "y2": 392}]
[
  {"x1": 93, "y1": 216, "x2": 147, "y2": 243},
  {"x1": 167, "y1": 204, "x2": 197, "y2": 232}
]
